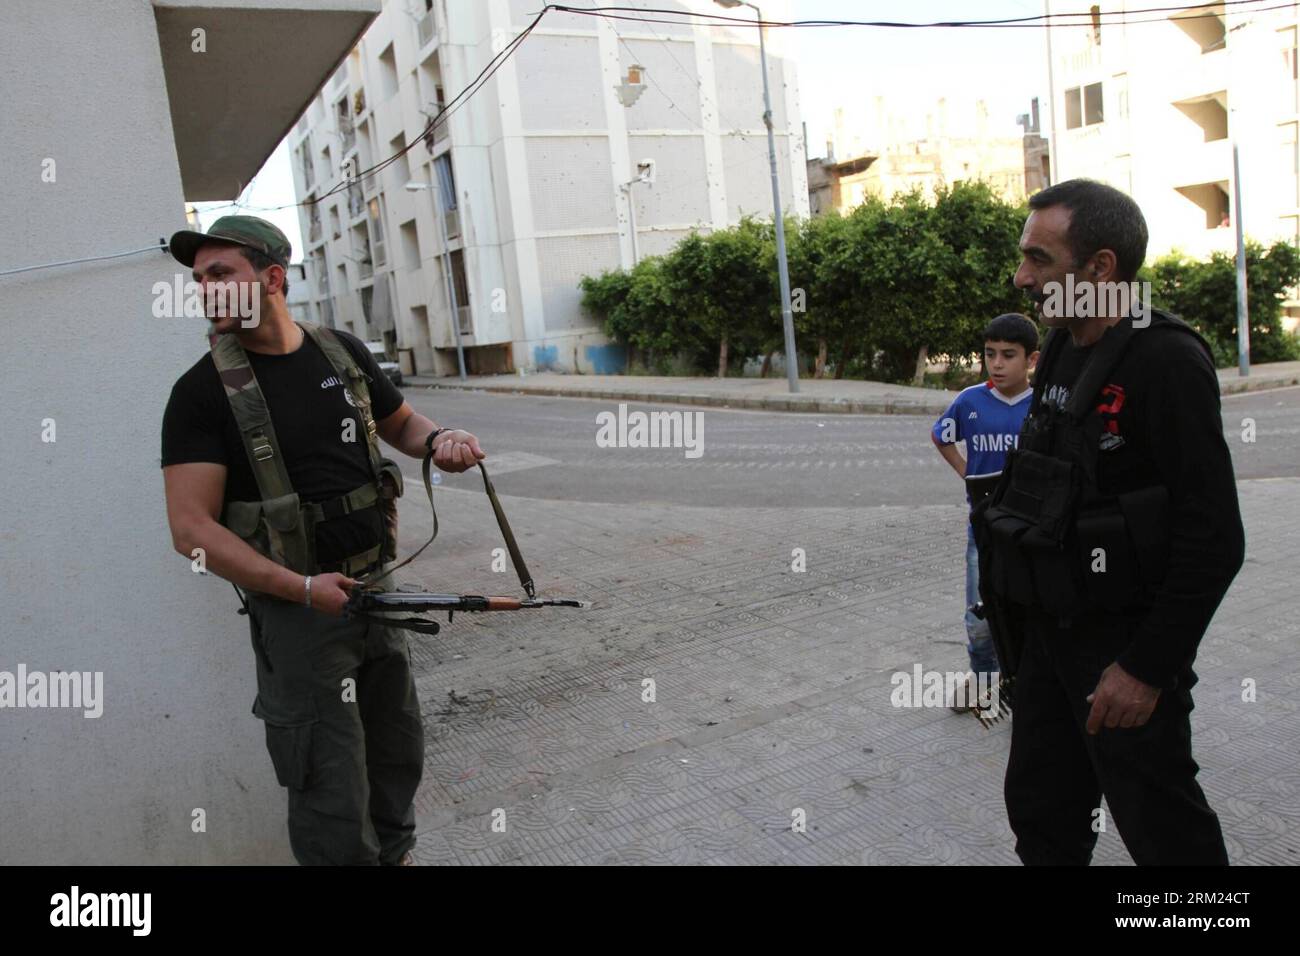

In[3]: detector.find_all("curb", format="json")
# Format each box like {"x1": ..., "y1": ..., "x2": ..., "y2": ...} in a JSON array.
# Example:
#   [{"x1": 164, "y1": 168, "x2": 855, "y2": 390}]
[
  {"x1": 408, "y1": 380, "x2": 952, "y2": 416},
  {"x1": 406, "y1": 371, "x2": 1300, "y2": 413},
  {"x1": 1219, "y1": 373, "x2": 1300, "y2": 396}
]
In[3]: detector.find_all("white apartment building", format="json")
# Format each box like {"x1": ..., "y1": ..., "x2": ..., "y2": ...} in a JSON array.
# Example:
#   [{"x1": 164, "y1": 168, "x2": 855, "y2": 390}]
[
  {"x1": 288, "y1": 0, "x2": 808, "y2": 376},
  {"x1": 1047, "y1": 0, "x2": 1299, "y2": 280}
]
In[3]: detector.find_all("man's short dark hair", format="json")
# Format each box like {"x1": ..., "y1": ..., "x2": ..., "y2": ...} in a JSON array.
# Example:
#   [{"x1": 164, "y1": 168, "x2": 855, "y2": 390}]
[
  {"x1": 239, "y1": 246, "x2": 289, "y2": 296},
  {"x1": 983, "y1": 313, "x2": 1040, "y2": 356},
  {"x1": 1028, "y1": 178, "x2": 1148, "y2": 282}
]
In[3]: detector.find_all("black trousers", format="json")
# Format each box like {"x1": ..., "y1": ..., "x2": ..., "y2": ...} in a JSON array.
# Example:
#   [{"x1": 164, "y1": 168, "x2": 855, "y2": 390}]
[{"x1": 1004, "y1": 610, "x2": 1228, "y2": 865}]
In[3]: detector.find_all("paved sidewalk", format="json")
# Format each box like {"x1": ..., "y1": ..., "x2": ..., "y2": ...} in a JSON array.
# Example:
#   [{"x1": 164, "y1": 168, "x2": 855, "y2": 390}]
[
  {"x1": 392, "y1": 476, "x2": 1300, "y2": 865},
  {"x1": 406, "y1": 361, "x2": 1300, "y2": 416}
]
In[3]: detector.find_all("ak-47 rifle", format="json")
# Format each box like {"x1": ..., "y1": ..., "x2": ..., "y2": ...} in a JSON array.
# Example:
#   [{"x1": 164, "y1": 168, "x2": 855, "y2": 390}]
[
  {"x1": 345, "y1": 590, "x2": 590, "y2": 635},
  {"x1": 345, "y1": 457, "x2": 589, "y2": 635},
  {"x1": 968, "y1": 473, "x2": 1022, "y2": 730}
]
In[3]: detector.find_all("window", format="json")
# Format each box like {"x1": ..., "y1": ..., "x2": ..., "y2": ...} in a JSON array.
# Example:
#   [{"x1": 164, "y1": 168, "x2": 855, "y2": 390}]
[
  {"x1": 1282, "y1": 122, "x2": 1298, "y2": 208},
  {"x1": 449, "y1": 249, "x2": 471, "y2": 332},
  {"x1": 1283, "y1": 27, "x2": 1298, "y2": 113},
  {"x1": 378, "y1": 43, "x2": 399, "y2": 100},
  {"x1": 434, "y1": 153, "x2": 459, "y2": 239},
  {"x1": 1065, "y1": 83, "x2": 1104, "y2": 129},
  {"x1": 1084, "y1": 83, "x2": 1104, "y2": 125},
  {"x1": 1114, "y1": 73, "x2": 1129, "y2": 121},
  {"x1": 400, "y1": 219, "x2": 421, "y2": 272},
  {"x1": 299, "y1": 139, "x2": 314, "y2": 189},
  {"x1": 389, "y1": 134, "x2": 409, "y2": 190}
]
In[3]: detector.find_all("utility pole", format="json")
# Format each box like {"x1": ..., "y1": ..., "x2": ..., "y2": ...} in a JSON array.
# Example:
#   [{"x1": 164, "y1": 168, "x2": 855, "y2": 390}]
[
  {"x1": 1232, "y1": 140, "x2": 1250, "y2": 376},
  {"x1": 716, "y1": 0, "x2": 800, "y2": 392}
]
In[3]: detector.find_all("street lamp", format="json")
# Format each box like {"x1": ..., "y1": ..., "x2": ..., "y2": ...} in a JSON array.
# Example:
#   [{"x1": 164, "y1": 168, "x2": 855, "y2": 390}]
[
  {"x1": 620, "y1": 158, "x2": 655, "y2": 266},
  {"x1": 715, "y1": 0, "x2": 800, "y2": 392},
  {"x1": 406, "y1": 179, "x2": 468, "y2": 381}
]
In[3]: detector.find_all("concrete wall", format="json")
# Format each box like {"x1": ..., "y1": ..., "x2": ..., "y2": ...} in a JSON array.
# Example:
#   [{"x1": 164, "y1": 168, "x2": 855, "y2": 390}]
[{"x1": 0, "y1": 0, "x2": 292, "y2": 864}]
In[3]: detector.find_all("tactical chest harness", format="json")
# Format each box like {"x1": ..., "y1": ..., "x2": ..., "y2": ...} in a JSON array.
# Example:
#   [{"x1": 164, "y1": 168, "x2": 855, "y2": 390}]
[
  {"x1": 213, "y1": 322, "x2": 543, "y2": 627},
  {"x1": 973, "y1": 310, "x2": 1212, "y2": 644}
]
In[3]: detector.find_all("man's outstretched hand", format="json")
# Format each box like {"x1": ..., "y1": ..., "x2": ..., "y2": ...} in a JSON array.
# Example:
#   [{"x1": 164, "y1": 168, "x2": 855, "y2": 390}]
[
  {"x1": 1086, "y1": 662, "x2": 1161, "y2": 734},
  {"x1": 431, "y1": 429, "x2": 486, "y2": 473}
]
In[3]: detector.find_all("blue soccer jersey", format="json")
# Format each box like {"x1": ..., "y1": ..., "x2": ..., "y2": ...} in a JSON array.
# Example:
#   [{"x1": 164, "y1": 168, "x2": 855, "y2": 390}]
[{"x1": 931, "y1": 381, "x2": 1033, "y2": 481}]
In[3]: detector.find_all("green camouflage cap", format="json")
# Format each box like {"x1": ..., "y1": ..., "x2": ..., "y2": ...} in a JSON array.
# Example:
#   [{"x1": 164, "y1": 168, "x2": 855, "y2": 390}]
[{"x1": 168, "y1": 215, "x2": 292, "y2": 268}]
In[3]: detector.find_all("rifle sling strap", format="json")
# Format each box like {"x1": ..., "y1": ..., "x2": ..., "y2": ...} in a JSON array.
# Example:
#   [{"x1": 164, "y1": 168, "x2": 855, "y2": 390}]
[{"x1": 355, "y1": 456, "x2": 534, "y2": 599}]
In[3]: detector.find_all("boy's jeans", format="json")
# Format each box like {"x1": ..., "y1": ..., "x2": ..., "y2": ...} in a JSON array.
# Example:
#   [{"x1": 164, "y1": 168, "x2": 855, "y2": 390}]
[{"x1": 965, "y1": 524, "x2": 998, "y2": 675}]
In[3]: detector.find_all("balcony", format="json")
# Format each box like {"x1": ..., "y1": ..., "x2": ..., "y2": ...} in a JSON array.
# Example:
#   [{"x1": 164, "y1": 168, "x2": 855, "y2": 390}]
[
  {"x1": 308, "y1": 218, "x2": 323, "y2": 243},
  {"x1": 372, "y1": 237, "x2": 386, "y2": 268},
  {"x1": 340, "y1": 121, "x2": 356, "y2": 155},
  {"x1": 443, "y1": 207, "x2": 460, "y2": 240},
  {"x1": 457, "y1": 305, "x2": 472, "y2": 334},
  {"x1": 348, "y1": 182, "x2": 365, "y2": 219},
  {"x1": 418, "y1": 12, "x2": 435, "y2": 49}
]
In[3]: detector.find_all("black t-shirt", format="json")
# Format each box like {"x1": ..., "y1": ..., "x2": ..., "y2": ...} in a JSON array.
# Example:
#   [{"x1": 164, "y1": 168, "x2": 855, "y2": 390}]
[
  {"x1": 1028, "y1": 318, "x2": 1245, "y2": 687},
  {"x1": 161, "y1": 329, "x2": 405, "y2": 565}
]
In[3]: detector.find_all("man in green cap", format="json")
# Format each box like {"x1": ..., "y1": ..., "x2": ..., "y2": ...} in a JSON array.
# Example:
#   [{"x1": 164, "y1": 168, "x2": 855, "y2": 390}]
[{"x1": 160, "y1": 215, "x2": 485, "y2": 865}]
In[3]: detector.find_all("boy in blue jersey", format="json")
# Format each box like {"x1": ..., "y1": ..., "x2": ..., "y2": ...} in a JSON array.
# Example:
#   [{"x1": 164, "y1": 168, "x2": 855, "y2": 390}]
[{"x1": 931, "y1": 314, "x2": 1040, "y2": 706}]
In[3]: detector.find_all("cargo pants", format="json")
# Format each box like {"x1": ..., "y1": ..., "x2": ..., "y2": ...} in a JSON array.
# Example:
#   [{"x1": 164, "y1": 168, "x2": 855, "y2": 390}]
[{"x1": 245, "y1": 570, "x2": 425, "y2": 865}]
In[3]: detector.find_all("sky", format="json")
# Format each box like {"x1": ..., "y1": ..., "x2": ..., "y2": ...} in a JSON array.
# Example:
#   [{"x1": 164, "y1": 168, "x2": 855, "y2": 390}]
[{"x1": 191, "y1": 0, "x2": 1057, "y2": 264}]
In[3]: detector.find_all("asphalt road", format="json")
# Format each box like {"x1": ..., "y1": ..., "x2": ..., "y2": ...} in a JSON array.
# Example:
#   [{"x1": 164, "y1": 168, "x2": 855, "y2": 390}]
[{"x1": 401, "y1": 383, "x2": 1300, "y2": 508}]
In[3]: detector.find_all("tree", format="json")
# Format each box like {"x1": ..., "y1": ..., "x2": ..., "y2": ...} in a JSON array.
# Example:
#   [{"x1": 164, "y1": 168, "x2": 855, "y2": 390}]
[
  {"x1": 1146, "y1": 240, "x2": 1300, "y2": 366},
  {"x1": 663, "y1": 219, "x2": 776, "y2": 376}
]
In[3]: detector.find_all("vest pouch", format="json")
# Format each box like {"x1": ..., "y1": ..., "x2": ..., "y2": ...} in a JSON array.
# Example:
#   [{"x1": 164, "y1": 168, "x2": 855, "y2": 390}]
[
  {"x1": 1021, "y1": 526, "x2": 1088, "y2": 617},
  {"x1": 260, "y1": 492, "x2": 315, "y2": 574},
  {"x1": 223, "y1": 499, "x2": 264, "y2": 541},
  {"x1": 223, "y1": 498, "x2": 275, "y2": 569},
  {"x1": 376, "y1": 458, "x2": 404, "y2": 564},
  {"x1": 982, "y1": 506, "x2": 1038, "y2": 607},
  {"x1": 1002, "y1": 449, "x2": 1079, "y2": 543},
  {"x1": 1076, "y1": 503, "x2": 1140, "y2": 611}
]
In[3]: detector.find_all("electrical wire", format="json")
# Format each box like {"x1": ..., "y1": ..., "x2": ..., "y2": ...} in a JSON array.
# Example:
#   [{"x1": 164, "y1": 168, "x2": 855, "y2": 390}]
[
  {"x1": 548, "y1": 1, "x2": 1288, "y2": 31},
  {"x1": 0, "y1": 243, "x2": 168, "y2": 279}
]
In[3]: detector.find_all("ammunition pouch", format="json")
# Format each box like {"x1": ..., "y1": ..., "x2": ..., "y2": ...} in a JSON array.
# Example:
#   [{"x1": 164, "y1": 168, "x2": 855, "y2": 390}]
[
  {"x1": 976, "y1": 450, "x2": 1170, "y2": 618},
  {"x1": 223, "y1": 467, "x2": 405, "y2": 577},
  {"x1": 223, "y1": 491, "x2": 316, "y2": 575},
  {"x1": 376, "y1": 457, "x2": 404, "y2": 564}
]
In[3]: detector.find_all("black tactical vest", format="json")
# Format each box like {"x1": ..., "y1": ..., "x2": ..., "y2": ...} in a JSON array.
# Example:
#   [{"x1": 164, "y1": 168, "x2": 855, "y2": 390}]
[{"x1": 972, "y1": 309, "x2": 1213, "y2": 622}]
